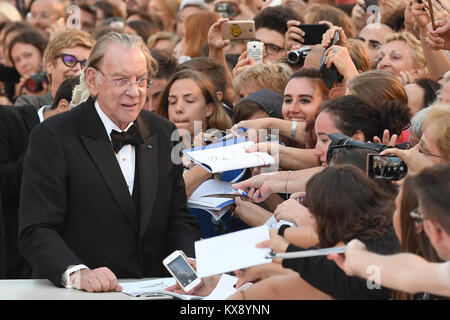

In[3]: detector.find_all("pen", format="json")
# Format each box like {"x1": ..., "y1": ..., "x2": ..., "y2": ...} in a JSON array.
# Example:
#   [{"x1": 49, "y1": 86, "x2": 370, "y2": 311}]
[
  {"x1": 220, "y1": 127, "x2": 248, "y2": 141},
  {"x1": 236, "y1": 188, "x2": 248, "y2": 197}
]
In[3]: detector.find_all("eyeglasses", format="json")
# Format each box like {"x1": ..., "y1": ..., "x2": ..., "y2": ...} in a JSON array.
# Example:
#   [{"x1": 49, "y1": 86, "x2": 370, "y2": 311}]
[
  {"x1": 97, "y1": 69, "x2": 150, "y2": 91},
  {"x1": 418, "y1": 139, "x2": 443, "y2": 158},
  {"x1": 260, "y1": 42, "x2": 284, "y2": 56},
  {"x1": 59, "y1": 54, "x2": 87, "y2": 69}
]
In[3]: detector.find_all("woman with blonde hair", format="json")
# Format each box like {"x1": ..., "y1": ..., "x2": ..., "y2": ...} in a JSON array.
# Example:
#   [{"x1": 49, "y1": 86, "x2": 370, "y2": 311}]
[
  {"x1": 376, "y1": 32, "x2": 427, "y2": 84},
  {"x1": 419, "y1": 102, "x2": 450, "y2": 163},
  {"x1": 232, "y1": 62, "x2": 293, "y2": 105}
]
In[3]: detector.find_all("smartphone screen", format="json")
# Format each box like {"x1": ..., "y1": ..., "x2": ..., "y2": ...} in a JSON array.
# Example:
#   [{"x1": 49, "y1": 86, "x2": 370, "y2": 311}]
[
  {"x1": 166, "y1": 255, "x2": 199, "y2": 288},
  {"x1": 367, "y1": 155, "x2": 408, "y2": 181}
]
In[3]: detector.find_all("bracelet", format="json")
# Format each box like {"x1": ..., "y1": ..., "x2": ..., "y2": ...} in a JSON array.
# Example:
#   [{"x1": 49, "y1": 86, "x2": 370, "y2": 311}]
[
  {"x1": 239, "y1": 283, "x2": 252, "y2": 300},
  {"x1": 285, "y1": 170, "x2": 292, "y2": 198},
  {"x1": 277, "y1": 224, "x2": 291, "y2": 237},
  {"x1": 290, "y1": 120, "x2": 298, "y2": 144}
]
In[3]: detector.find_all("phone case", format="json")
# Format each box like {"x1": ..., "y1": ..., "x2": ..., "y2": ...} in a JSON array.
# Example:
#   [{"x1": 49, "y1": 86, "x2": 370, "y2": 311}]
[
  {"x1": 221, "y1": 20, "x2": 255, "y2": 40},
  {"x1": 319, "y1": 30, "x2": 343, "y2": 89},
  {"x1": 299, "y1": 24, "x2": 329, "y2": 45},
  {"x1": 163, "y1": 251, "x2": 201, "y2": 292},
  {"x1": 247, "y1": 41, "x2": 264, "y2": 62}
]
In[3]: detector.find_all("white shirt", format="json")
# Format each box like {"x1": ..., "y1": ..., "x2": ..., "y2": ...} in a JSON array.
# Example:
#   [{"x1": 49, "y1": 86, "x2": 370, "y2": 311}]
[
  {"x1": 37, "y1": 105, "x2": 50, "y2": 123},
  {"x1": 94, "y1": 100, "x2": 136, "y2": 195},
  {"x1": 61, "y1": 100, "x2": 137, "y2": 288}
]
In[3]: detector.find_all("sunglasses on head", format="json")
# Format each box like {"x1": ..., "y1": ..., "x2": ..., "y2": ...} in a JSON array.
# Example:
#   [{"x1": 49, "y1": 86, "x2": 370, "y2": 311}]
[{"x1": 59, "y1": 54, "x2": 87, "y2": 68}]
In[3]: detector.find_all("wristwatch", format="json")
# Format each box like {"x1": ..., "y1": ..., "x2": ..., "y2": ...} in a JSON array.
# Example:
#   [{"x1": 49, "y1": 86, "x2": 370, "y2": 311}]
[{"x1": 277, "y1": 224, "x2": 291, "y2": 237}]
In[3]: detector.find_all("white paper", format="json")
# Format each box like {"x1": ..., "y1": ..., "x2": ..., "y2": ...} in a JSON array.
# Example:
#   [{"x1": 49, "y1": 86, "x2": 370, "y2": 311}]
[
  {"x1": 120, "y1": 278, "x2": 176, "y2": 297},
  {"x1": 190, "y1": 180, "x2": 238, "y2": 198},
  {"x1": 184, "y1": 141, "x2": 275, "y2": 173},
  {"x1": 263, "y1": 215, "x2": 295, "y2": 229},
  {"x1": 195, "y1": 226, "x2": 271, "y2": 277},
  {"x1": 188, "y1": 180, "x2": 236, "y2": 220},
  {"x1": 120, "y1": 278, "x2": 202, "y2": 300},
  {"x1": 203, "y1": 274, "x2": 239, "y2": 300}
]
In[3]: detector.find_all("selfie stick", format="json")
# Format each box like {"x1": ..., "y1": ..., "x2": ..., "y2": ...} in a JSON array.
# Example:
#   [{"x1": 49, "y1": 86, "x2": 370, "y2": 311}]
[
  {"x1": 266, "y1": 246, "x2": 346, "y2": 260},
  {"x1": 427, "y1": 0, "x2": 436, "y2": 30}
]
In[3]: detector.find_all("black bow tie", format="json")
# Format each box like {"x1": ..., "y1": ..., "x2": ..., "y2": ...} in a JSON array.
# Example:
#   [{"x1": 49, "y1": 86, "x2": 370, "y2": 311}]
[{"x1": 110, "y1": 124, "x2": 144, "y2": 153}]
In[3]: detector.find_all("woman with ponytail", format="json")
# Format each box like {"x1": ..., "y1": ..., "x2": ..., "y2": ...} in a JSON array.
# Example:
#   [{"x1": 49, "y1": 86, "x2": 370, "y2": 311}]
[
  {"x1": 346, "y1": 70, "x2": 412, "y2": 144},
  {"x1": 313, "y1": 94, "x2": 410, "y2": 167}
]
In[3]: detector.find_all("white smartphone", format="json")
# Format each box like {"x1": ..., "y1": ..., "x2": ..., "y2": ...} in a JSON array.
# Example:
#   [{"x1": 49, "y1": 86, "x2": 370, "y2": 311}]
[
  {"x1": 247, "y1": 41, "x2": 264, "y2": 63},
  {"x1": 162, "y1": 250, "x2": 202, "y2": 293}
]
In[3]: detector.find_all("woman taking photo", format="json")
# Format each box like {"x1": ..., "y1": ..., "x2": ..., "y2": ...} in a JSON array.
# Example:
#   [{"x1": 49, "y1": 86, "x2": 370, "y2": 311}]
[{"x1": 8, "y1": 29, "x2": 48, "y2": 102}]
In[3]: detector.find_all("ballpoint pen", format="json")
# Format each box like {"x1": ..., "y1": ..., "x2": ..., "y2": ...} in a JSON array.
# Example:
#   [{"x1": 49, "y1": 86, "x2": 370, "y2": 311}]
[{"x1": 219, "y1": 127, "x2": 248, "y2": 141}]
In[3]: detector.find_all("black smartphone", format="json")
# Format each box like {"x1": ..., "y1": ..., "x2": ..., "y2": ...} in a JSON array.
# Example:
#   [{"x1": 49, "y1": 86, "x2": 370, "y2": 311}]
[
  {"x1": 365, "y1": 0, "x2": 378, "y2": 6},
  {"x1": 319, "y1": 30, "x2": 343, "y2": 89},
  {"x1": 367, "y1": 154, "x2": 408, "y2": 181},
  {"x1": 298, "y1": 24, "x2": 329, "y2": 45}
]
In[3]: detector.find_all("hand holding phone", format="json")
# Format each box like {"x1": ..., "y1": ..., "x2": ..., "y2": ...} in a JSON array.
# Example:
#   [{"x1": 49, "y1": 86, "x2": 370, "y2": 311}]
[
  {"x1": 163, "y1": 250, "x2": 202, "y2": 293},
  {"x1": 320, "y1": 30, "x2": 344, "y2": 89},
  {"x1": 220, "y1": 20, "x2": 255, "y2": 40},
  {"x1": 247, "y1": 41, "x2": 264, "y2": 62},
  {"x1": 367, "y1": 154, "x2": 408, "y2": 181},
  {"x1": 299, "y1": 24, "x2": 330, "y2": 45}
]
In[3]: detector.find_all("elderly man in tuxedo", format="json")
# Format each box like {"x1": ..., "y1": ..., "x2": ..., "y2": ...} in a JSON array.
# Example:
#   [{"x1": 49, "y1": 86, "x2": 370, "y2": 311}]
[{"x1": 18, "y1": 32, "x2": 201, "y2": 292}]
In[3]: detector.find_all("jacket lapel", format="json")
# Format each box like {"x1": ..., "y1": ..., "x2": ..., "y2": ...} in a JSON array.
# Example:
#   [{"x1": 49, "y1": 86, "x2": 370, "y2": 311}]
[
  {"x1": 135, "y1": 116, "x2": 159, "y2": 239},
  {"x1": 79, "y1": 98, "x2": 139, "y2": 230}
]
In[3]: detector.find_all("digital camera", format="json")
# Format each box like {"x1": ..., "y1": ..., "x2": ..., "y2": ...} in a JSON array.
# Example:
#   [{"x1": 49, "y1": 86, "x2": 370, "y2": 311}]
[
  {"x1": 287, "y1": 46, "x2": 311, "y2": 66},
  {"x1": 24, "y1": 71, "x2": 48, "y2": 93},
  {"x1": 326, "y1": 133, "x2": 388, "y2": 165}
]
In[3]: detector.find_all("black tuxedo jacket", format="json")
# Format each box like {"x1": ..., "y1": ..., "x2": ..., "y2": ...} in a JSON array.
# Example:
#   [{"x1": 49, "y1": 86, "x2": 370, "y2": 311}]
[
  {"x1": 18, "y1": 98, "x2": 200, "y2": 286},
  {"x1": 0, "y1": 105, "x2": 39, "y2": 278}
]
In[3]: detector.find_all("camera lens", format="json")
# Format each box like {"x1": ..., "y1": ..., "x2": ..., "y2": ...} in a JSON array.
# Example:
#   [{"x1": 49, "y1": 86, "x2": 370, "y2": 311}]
[
  {"x1": 24, "y1": 72, "x2": 47, "y2": 93},
  {"x1": 24, "y1": 78, "x2": 39, "y2": 92},
  {"x1": 287, "y1": 50, "x2": 300, "y2": 64}
]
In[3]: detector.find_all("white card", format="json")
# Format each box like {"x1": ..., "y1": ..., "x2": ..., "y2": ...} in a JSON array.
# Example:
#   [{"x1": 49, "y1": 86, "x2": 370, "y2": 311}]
[{"x1": 195, "y1": 226, "x2": 271, "y2": 278}]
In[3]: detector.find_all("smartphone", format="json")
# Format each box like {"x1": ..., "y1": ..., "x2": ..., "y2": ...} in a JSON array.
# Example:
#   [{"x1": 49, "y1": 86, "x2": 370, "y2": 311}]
[
  {"x1": 367, "y1": 154, "x2": 408, "y2": 181},
  {"x1": 247, "y1": 41, "x2": 264, "y2": 62},
  {"x1": 163, "y1": 250, "x2": 202, "y2": 293},
  {"x1": 298, "y1": 24, "x2": 329, "y2": 45},
  {"x1": 365, "y1": 0, "x2": 378, "y2": 6},
  {"x1": 319, "y1": 30, "x2": 343, "y2": 89},
  {"x1": 221, "y1": 20, "x2": 255, "y2": 40}
]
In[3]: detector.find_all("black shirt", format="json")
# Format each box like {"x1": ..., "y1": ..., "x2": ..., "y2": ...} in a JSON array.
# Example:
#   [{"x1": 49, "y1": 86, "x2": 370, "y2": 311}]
[{"x1": 282, "y1": 227, "x2": 401, "y2": 300}]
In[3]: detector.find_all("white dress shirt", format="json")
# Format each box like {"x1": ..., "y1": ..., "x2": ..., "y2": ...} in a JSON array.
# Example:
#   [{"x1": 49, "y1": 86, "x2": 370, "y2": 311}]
[
  {"x1": 37, "y1": 105, "x2": 50, "y2": 123},
  {"x1": 61, "y1": 100, "x2": 137, "y2": 288},
  {"x1": 94, "y1": 100, "x2": 136, "y2": 195}
]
